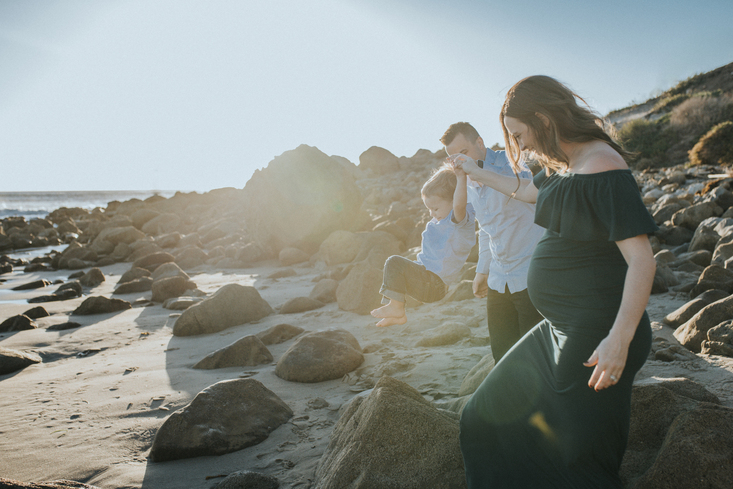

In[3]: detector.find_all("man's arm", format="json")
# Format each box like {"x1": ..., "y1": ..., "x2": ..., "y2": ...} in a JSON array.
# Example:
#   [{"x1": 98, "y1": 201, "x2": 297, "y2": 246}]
[{"x1": 451, "y1": 155, "x2": 539, "y2": 203}]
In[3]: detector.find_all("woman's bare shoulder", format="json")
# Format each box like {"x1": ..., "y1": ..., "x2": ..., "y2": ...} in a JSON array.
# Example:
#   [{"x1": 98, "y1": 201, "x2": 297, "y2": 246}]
[{"x1": 578, "y1": 142, "x2": 628, "y2": 174}]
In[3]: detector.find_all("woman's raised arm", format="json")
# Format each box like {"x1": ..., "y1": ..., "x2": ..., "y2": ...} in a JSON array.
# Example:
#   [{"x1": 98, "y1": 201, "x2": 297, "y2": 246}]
[{"x1": 449, "y1": 154, "x2": 539, "y2": 203}]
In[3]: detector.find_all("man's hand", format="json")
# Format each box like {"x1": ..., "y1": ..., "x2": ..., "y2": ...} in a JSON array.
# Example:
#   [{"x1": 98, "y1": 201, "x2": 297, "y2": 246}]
[{"x1": 473, "y1": 273, "x2": 489, "y2": 298}]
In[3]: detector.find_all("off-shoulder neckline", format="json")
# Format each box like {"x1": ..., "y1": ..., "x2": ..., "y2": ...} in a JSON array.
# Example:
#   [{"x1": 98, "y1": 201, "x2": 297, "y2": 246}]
[{"x1": 552, "y1": 168, "x2": 632, "y2": 179}]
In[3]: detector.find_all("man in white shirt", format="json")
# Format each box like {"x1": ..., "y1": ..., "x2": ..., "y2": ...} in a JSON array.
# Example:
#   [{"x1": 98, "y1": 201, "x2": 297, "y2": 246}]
[{"x1": 441, "y1": 122, "x2": 544, "y2": 362}]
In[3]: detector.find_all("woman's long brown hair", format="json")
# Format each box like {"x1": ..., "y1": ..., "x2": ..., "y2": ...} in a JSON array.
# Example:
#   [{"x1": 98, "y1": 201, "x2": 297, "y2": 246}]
[{"x1": 501, "y1": 75, "x2": 629, "y2": 173}]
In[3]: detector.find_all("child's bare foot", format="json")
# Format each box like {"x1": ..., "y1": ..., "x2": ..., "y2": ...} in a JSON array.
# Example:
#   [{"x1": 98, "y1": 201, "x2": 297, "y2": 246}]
[
  {"x1": 376, "y1": 316, "x2": 407, "y2": 327},
  {"x1": 371, "y1": 302, "x2": 405, "y2": 319}
]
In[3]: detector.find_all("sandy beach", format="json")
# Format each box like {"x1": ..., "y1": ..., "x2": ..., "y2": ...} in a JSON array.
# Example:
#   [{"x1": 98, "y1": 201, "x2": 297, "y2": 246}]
[{"x1": 2, "y1": 248, "x2": 733, "y2": 488}]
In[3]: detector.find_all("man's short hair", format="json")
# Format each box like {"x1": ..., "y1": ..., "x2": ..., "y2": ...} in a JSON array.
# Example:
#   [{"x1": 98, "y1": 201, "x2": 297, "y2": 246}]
[{"x1": 440, "y1": 122, "x2": 481, "y2": 146}]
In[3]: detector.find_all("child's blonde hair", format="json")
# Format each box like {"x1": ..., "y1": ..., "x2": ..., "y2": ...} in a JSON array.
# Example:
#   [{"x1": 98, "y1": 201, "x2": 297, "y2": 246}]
[{"x1": 421, "y1": 163, "x2": 456, "y2": 201}]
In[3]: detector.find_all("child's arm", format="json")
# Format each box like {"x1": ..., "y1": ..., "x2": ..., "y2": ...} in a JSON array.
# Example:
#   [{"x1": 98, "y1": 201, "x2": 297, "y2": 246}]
[{"x1": 452, "y1": 166, "x2": 468, "y2": 223}]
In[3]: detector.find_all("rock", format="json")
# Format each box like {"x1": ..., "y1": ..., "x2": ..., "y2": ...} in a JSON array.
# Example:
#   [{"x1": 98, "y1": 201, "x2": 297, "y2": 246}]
[
  {"x1": 309, "y1": 279, "x2": 338, "y2": 304},
  {"x1": 132, "y1": 252, "x2": 175, "y2": 272},
  {"x1": 316, "y1": 230, "x2": 362, "y2": 265},
  {"x1": 46, "y1": 322, "x2": 82, "y2": 331},
  {"x1": 352, "y1": 231, "x2": 402, "y2": 263},
  {"x1": 0, "y1": 314, "x2": 37, "y2": 332},
  {"x1": 415, "y1": 322, "x2": 472, "y2": 347},
  {"x1": 279, "y1": 247, "x2": 309, "y2": 266},
  {"x1": 155, "y1": 232, "x2": 182, "y2": 249},
  {"x1": 141, "y1": 213, "x2": 182, "y2": 235},
  {"x1": 0, "y1": 477, "x2": 100, "y2": 488},
  {"x1": 130, "y1": 208, "x2": 160, "y2": 229},
  {"x1": 267, "y1": 268, "x2": 297, "y2": 279},
  {"x1": 151, "y1": 276, "x2": 196, "y2": 302},
  {"x1": 151, "y1": 262, "x2": 189, "y2": 282},
  {"x1": 707, "y1": 320, "x2": 733, "y2": 343},
  {"x1": 148, "y1": 378, "x2": 293, "y2": 462},
  {"x1": 314, "y1": 376, "x2": 465, "y2": 489},
  {"x1": 128, "y1": 241, "x2": 164, "y2": 262},
  {"x1": 652, "y1": 202, "x2": 683, "y2": 224},
  {"x1": 672, "y1": 249, "x2": 712, "y2": 267},
  {"x1": 445, "y1": 280, "x2": 476, "y2": 302},
  {"x1": 0, "y1": 347, "x2": 42, "y2": 375},
  {"x1": 113, "y1": 277, "x2": 153, "y2": 294},
  {"x1": 671, "y1": 202, "x2": 720, "y2": 230},
  {"x1": 26, "y1": 287, "x2": 81, "y2": 303},
  {"x1": 242, "y1": 144, "x2": 365, "y2": 254},
  {"x1": 279, "y1": 296, "x2": 324, "y2": 314},
  {"x1": 11, "y1": 279, "x2": 51, "y2": 291},
  {"x1": 173, "y1": 284, "x2": 273, "y2": 336},
  {"x1": 701, "y1": 340, "x2": 733, "y2": 356},
  {"x1": 621, "y1": 378, "x2": 723, "y2": 487},
  {"x1": 213, "y1": 471, "x2": 279, "y2": 489},
  {"x1": 674, "y1": 295, "x2": 733, "y2": 352},
  {"x1": 255, "y1": 323, "x2": 305, "y2": 345},
  {"x1": 72, "y1": 296, "x2": 132, "y2": 316},
  {"x1": 275, "y1": 329, "x2": 363, "y2": 383},
  {"x1": 655, "y1": 224, "x2": 694, "y2": 246},
  {"x1": 236, "y1": 242, "x2": 265, "y2": 265},
  {"x1": 458, "y1": 353, "x2": 496, "y2": 397},
  {"x1": 175, "y1": 246, "x2": 209, "y2": 269},
  {"x1": 93, "y1": 226, "x2": 145, "y2": 246},
  {"x1": 663, "y1": 289, "x2": 729, "y2": 327},
  {"x1": 78, "y1": 268, "x2": 105, "y2": 287},
  {"x1": 22, "y1": 306, "x2": 49, "y2": 320},
  {"x1": 336, "y1": 261, "x2": 383, "y2": 315},
  {"x1": 193, "y1": 335, "x2": 273, "y2": 369},
  {"x1": 627, "y1": 406, "x2": 733, "y2": 489},
  {"x1": 118, "y1": 266, "x2": 151, "y2": 284},
  {"x1": 163, "y1": 297, "x2": 203, "y2": 310},
  {"x1": 358, "y1": 146, "x2": 400, "y2": 175}
]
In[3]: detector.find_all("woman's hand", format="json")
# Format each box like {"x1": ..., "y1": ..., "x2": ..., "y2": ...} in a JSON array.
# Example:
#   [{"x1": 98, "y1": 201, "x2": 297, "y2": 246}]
[{"x1": 584, "y1": 333, "x2": 630, "y2": 391}]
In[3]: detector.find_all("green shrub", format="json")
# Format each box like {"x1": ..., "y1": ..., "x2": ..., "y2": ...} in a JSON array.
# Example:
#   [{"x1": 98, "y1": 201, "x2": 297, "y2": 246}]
[
  {"x1": 689, "y1": 121, "x2": 733, "y2": 166},
  {"x1": 617, "y1": 118, "x2": 675, "y2": 167}
]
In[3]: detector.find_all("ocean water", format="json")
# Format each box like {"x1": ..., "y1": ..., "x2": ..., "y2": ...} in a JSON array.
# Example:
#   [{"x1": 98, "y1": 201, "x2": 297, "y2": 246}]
[{"x1": 0, "y1": 190, "x2": 179, "y2": 220}]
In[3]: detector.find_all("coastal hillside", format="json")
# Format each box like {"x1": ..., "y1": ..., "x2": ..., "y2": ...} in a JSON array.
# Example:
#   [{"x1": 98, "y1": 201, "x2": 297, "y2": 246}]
[{"x1": 607, "y1": 61, "x2": 733, "y2": 169}]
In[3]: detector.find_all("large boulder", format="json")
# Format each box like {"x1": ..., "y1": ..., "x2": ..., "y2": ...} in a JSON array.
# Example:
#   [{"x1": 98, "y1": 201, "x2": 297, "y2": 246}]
[
  {"x1": 315, "y1": 230, "x2": 363, "y2": 266},
  {"x1": 172, "y1": 284, "x2": 273, "y2": 336},
  {"x1": 148, "y1": 379, "x2": 293, "y2": 462},
  {"x1": 336, "y1": 261, "x2": 383, "y2": 315},
  {"x1": 0, "y1": 347, "x2": 42, "y2": 375},
  {"x1": 314, "y1": 376, "x2": 465, "y2": 488},
  {"x1": 458, "y1": 353, "x2": 496, "y2": 397},
  {"x1": 242, "y1": 144, "x2": 365, "y2": 254},
  {"x1": 141, "y1": 213, "x2": 182, "y2": 236},
  {"x1": 151, "y1": 276, "x2": 196, "y2": 303},
  {"x1": 193, "y1": 335, "x2": 273, "y2": 369},
  {"x1": 674, "y1": 295, "x2": 733, "y2": 352},
  {"x1": 309, "y1": 278, "x2": 339, "y2": 304},
  {"x1": 663, "y1": 289, "x2": 729, "y2": 327},
  {"x1": 279, "y1": 296, "x2": 324, "y2": 314},
  {"x1": 275, "y1": 329, "x2": 363, "y2": 383},
  {"x1": 93, "y1": 226, "x2": 145, "y2": 246},
  {"x1": 622, "y1": 378, "x2": 732, "y2": 489}
]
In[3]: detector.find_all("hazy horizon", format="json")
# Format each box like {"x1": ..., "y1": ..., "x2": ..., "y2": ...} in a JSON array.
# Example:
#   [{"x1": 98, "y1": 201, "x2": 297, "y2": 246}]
[{"x1": 1, "y1": 0, "x2": 732, "y2": 192}]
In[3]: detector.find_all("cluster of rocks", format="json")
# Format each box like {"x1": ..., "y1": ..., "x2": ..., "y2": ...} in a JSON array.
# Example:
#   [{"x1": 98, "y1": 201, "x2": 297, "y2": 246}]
[{"x1": 635, "y1": 165, "x2": 733, "y2": 359}]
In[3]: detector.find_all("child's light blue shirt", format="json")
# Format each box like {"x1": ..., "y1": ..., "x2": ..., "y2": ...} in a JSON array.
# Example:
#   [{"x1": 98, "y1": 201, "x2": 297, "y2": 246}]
[{"x1": 416, "y1": 203, "x2": 476, "y2": 285}]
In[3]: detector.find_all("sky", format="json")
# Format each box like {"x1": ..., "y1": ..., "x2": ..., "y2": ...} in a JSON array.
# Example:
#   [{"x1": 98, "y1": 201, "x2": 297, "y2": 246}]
[{"x1": 1, "y1": 0, "x2": 732, "y2": 192}]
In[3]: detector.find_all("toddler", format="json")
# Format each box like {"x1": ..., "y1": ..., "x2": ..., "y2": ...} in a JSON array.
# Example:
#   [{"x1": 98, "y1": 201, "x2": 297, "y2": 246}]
[{"x1": 371, "y1": 163, "x2": 475, "y2": 327}]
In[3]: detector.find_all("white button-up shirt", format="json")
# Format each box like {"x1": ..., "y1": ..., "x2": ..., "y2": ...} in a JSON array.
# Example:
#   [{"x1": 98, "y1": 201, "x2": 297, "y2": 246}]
[{"x1": 467, "y1": 149, "x2": 544, "y2": 293}]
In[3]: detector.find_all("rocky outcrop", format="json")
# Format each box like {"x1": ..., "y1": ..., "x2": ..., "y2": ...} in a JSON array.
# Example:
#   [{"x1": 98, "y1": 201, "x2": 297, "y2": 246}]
[
  {"x1": 314, "y1": 376, "x2": 465, "y2": 489},
  {"x1": 172, "y1": 284, "x2": 273, "y2": 336},
  {"x1": 149, "y1": 379, "x2": 292, "y2": 462},
  {"x1": 275, "y1": 329, "x2": 363, "y2": 383},
  {"x1": 193, "y1": 335, "x2": 273, "y2": 369},
  {"x1": 242, "y1": 145, "x2": 365, "y2": 254}
]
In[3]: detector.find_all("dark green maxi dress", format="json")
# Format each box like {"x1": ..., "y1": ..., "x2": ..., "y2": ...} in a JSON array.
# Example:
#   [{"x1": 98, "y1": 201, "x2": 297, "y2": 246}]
[{"x1": 459, "y1": 169, "x2": 659, "y2": 489}]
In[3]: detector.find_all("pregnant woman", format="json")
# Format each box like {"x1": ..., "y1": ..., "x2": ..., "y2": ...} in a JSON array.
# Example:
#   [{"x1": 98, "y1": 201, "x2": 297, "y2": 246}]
[{"x1": 452, "y1": 75, "x2": 658, "y2": 488}]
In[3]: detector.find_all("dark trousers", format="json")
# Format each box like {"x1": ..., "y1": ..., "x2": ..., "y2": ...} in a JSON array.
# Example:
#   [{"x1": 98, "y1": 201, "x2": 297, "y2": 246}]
[
  {"x1": 379, "y1": 255, "x2": 447, "y2": 304},
  {"x1": 486, "y1": 285, "x2": 543, "y2": 363}
]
